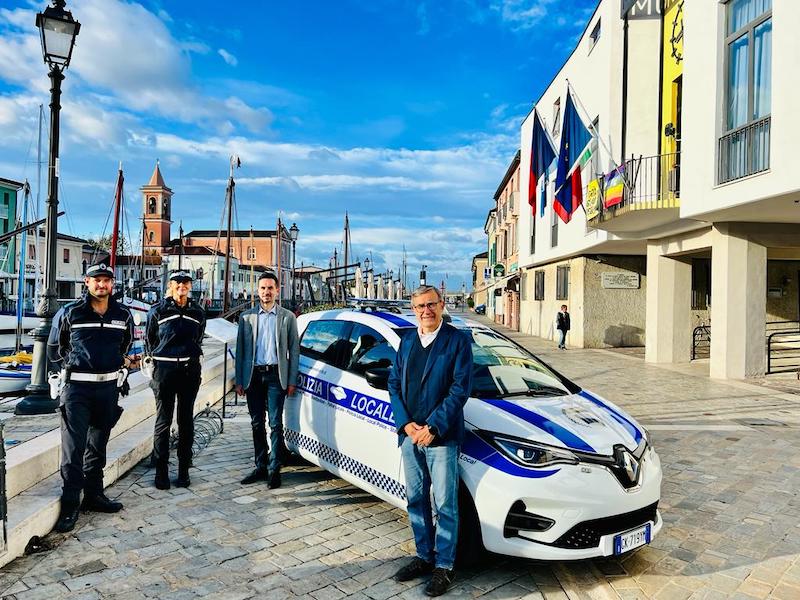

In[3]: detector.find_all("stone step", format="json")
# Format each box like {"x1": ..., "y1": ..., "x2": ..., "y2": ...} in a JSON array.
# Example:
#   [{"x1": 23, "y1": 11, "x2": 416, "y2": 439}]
[{"x1": 0, "y1": 357, "x2": 234, "y2": 569}]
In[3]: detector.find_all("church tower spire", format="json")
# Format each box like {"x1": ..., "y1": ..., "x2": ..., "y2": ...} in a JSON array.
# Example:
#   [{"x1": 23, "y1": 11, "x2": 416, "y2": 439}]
[{"x1": 141, "y1": 160, "x2": 173, "y2": 255}]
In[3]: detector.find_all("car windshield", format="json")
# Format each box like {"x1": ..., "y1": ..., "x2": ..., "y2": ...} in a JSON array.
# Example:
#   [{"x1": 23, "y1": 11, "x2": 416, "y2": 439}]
[{"x1": 468, "y1": 328, "x2": 571, "y2": 398}]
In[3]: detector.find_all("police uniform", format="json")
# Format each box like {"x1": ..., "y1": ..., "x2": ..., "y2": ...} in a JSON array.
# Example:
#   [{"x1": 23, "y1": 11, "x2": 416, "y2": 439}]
[
  {"x1": 47, "y1": 261, "x2": 134, "y2": 532},
  {"x1": 145, "y1": 271, "x2": 206, "y2": 489}
]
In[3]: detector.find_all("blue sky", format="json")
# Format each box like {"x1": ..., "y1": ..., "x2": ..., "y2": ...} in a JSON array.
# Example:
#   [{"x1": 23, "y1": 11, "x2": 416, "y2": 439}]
[{"x1": 0, "y1": 0, "x2": 597, "y2": 290}]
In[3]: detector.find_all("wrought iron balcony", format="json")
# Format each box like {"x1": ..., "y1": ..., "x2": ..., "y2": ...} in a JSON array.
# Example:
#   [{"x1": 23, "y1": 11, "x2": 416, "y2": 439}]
[
  {"x1": 587, "y1": 152, "x2": 680, "y2": 233},
  {"x1": 717, "y1": 116, "x2": 770, "y2": 184}
]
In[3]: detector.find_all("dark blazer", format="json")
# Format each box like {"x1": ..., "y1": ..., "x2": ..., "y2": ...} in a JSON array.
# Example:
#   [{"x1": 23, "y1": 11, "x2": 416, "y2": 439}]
[
  {"x1": 388, "y1": 322, "x2": 473, "y2": 446},
  {"x1": 556, "y1": 311, "x2": 571, "y2": 332}
]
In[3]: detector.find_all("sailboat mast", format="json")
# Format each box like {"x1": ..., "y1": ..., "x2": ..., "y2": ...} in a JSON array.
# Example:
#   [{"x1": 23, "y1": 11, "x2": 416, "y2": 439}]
[
  {"x1": 222, "y1": 155, "x2": 239, "y2": 313},
  {"x1": 15, "y1": 182, "x2": 31, "y2": 352},
  {"x1": 178, "y1": 222, "x2": 184, "y2": 271},
  {"x1": 343, "y1": 213, "x2": 349, "y2": 303},
  {"x1": 109, "y1": 163, "x2": 123, "y2": 269}
]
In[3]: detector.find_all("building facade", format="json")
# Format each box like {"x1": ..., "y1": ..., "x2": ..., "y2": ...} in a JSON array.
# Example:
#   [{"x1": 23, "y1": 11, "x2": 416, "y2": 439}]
[
  {"x1": 470, "y1": 251, "x2": 489, "y2": 310},
  {"x1": 0, "y1": 178, "x2": 22, "y2": 295}
]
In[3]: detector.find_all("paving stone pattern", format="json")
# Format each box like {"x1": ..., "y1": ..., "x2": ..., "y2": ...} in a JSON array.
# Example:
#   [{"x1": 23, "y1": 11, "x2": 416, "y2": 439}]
[{"x1": 1, "y1": 315, "x2": 799, "y2": 599}]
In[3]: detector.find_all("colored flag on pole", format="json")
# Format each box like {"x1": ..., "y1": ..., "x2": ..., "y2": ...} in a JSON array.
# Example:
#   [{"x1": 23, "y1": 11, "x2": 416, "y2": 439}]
[
  {"x1": 528, "y1": 110, "x2": 557, "y2": 218},
  {"x1": 554, "y1": 90, "x2": 593, "y2": 224},
  {"x1": 603, "y1": 165, "x2": 625, "y2": 208}
]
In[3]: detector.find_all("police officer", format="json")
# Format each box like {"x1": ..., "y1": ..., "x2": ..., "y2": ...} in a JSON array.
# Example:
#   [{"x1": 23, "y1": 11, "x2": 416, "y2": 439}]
[
  {"x1": 48, "y1": 261, "x2": 135, "y2": 533},
  {"x1": 145, "y1": 270, "x2": 206, "y2": 490}
]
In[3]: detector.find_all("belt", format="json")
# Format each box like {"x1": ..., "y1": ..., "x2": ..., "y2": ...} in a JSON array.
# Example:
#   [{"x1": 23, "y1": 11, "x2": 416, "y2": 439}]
[
  {"x1": 68, "y1": 371, "x2": 118, "y2": 383},
  {"x1": 153, "y1": 356, "x2": 196, "y2": 363},
  {"x1": 255, "y1": 364, "x2": 278, "y2": 372}
]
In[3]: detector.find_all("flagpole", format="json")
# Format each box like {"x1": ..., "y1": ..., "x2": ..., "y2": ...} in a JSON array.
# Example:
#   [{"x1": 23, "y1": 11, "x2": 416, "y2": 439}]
[{"x1": 565, "y1": 79, "x2": 632, "y2": 193}]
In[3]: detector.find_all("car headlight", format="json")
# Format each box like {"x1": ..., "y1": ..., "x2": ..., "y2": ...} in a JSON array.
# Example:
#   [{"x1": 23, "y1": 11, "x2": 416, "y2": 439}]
[{"x1": 488, "y1": 433, "x2": 580, "y2": 468}]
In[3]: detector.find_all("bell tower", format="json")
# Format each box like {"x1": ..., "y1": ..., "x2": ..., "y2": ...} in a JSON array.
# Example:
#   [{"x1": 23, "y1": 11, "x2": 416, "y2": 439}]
[{"x1": 141, "y1": 160, "x2": 172, "y2": 254}]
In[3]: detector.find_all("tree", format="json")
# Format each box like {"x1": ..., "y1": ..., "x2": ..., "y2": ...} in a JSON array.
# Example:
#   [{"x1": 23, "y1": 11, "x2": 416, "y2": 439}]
[{"x1": 87, "y1": 234, "x2": 130, "y2": 255}]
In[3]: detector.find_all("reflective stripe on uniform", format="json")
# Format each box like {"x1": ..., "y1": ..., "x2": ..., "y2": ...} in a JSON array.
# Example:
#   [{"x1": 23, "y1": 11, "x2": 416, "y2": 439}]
[
  {"x1": 153, "y1": 356, "x2": 194, "y2": 362},
  {"x1": 157, "y1": 314, "x2": 181, "y2": 325},
  {"x1": 69, "y1": 371, "x2": 118, "y2": 382}
]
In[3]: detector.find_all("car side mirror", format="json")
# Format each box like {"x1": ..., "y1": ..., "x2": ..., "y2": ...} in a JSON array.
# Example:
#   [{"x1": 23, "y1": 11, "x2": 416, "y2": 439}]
[{"x1": 365, "y1": 367, "x2": 390, "y2": 390}]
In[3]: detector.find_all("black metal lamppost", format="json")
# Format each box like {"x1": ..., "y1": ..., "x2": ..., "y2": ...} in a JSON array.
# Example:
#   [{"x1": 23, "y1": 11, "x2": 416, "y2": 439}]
[
  {"x1": 289, "y1": 222, "x2": 299, "y2": 305},
  {"x1": 17, "y1": 0, "x2": 80, "y2": 415}
]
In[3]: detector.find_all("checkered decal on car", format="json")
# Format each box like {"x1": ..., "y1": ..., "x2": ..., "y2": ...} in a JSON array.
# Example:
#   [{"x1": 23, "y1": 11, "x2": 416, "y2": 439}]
[{"x1": 285, "y1": 428, "x2": 406, "y2": 500}]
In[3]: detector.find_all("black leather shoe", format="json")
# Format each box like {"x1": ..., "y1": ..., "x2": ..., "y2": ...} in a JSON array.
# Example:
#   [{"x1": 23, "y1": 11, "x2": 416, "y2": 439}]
[
  {"x1": 81, "y1": 493, "x2": 123, "y2": 513},
  {"x1": 174, "y1": 468, "x2": 190, "y2": 488},
  {"x1": 267, "y1": 470, "x2": 281, "y2": 490},
  {"x1": 425, "y1": 568, "x2": 455, "y2": 597},
  {"x1": 54, "y1": 502, "x2": 80, "y2": 533},
  {"x1": 155, "y1": 469, "x2": 171, "y2": 490},
  {"x1": 394, "y1": 557, "x2": 434, "y2": 582},
  {"x1": 240, "y1": 468, "x2": 268, "y2": 485}
]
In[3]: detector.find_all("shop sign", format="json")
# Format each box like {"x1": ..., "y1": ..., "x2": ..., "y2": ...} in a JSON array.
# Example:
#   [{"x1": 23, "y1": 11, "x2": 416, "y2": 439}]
[
  {"x1": 493, "y1": 263, "x2": 506, "y2": 277},
  {"x1": 601, "y1": 272, "x2": 640, "y2": 289},
  {"x1": 510, "y1": 262, "x2": 518, "y2": 273}
]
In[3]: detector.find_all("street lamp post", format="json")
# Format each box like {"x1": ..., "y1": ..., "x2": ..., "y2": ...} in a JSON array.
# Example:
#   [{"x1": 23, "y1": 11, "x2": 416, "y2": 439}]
[
  {"x1": 17, "y1": 0, "x2": 80, "y2": 416},
  {"x1": 289, "y1": 222, "x2": 299, "y2": 306}
]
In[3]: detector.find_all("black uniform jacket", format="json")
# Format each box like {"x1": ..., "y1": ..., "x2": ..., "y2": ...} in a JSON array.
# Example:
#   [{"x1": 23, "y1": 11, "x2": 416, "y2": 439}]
[
  {"x1": 144, "y1": 297, "x2": 206, "y2": 359},
  {"x1": 47, "y1": 294, "x2": 134, "y2": 374}
]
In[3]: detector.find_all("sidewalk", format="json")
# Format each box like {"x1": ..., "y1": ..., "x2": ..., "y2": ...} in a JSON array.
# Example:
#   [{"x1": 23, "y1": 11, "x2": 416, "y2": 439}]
[{"x1": 1, "y1": 316, "x2": 798, "y2": 599}]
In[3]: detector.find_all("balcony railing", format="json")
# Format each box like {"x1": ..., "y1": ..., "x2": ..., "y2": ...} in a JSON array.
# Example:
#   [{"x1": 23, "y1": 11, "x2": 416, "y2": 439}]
[
  {"x1": 588, "y1": 152, "x2": 680, "y2": 223},
  {"x1": 717, "y1": 116, "x2": 770, "y2": 184}
]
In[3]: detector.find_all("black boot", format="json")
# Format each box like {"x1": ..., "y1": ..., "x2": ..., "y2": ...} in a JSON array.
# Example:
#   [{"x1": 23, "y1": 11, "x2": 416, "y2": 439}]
[
  {"x1": 81, "y1": 492, "x2": 123, "y2": 513},
  {"x1": 54, "y1": 498, "x2": 80, "y2": 533},
  {"x1": 241, "y1": 467, "x2": 268, "y2": 485},
  {"x1": 154, "y1": 464, "x2": 170, "y2": 490},
  {"x1": 267, "y1": 469, "x2": 282, "y2": 490},
  {"x1": 174, "y1": 463, "x2": 190, "y2": 488}
]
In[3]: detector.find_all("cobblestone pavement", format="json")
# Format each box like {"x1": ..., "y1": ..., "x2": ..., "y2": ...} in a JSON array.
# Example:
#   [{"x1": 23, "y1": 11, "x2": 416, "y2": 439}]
[{"x1": 1, "y1": 316, "x2": 799, "y2": 599}]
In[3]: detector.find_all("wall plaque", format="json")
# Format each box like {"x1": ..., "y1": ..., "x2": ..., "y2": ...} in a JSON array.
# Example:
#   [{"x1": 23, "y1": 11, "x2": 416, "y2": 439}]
[{"x1": 601, "y1": 272, "x2": 640, "y2": 289}]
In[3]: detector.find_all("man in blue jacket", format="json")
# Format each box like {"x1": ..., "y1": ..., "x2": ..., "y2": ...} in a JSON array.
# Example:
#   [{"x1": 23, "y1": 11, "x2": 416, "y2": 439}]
[{"x1": 388, "y1": 285, "x2": 473, "y2": 597}]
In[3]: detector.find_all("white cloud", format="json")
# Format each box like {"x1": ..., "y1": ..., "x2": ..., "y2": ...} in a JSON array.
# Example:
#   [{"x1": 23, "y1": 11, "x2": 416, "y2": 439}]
[
  {"x1": 215, "y1": 174, "x2": 448, "y2": 192},
  {"x1": 218, "y1": 48, "x2": 238, "y2": 66},
  {"x1": 490, "y1": 0, "x2": 558, "y2": 31}
]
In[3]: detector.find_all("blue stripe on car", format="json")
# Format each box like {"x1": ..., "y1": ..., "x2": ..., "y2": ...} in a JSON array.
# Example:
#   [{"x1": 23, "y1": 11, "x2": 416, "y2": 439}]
[
  {"x1": 297, "y1": 371, "x2": 396, "y2": 427},
  {"x1": 481, "y1": 399, "x2": 596, "y2": 453},
  {"x1": 461, "y1": 431, "x2": 560, "y2": 479},
  {"x1": 369, "y1": 311, "x2": 414, "y2": 327},
  {"x1": 578, "y1": 391, "x2": 642, "y2": 443}
]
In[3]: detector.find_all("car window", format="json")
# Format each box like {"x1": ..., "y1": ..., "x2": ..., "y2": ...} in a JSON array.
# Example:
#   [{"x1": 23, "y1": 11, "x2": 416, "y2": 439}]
[
  {"x1": 345, "y1": 323, "x2": 396, "y2": 376},
  {"x1": 469, "y1": 328, "x2": 571, "y2": 398},
  {"x1": 300, "y1": 320, "x2": 353, "y2": 368}
]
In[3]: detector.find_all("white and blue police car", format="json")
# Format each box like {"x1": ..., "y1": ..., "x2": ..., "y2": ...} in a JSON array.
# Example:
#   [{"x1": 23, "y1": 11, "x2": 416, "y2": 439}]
[{"x1": 285, "y1": 305, "x2": 662, "y2": 561}]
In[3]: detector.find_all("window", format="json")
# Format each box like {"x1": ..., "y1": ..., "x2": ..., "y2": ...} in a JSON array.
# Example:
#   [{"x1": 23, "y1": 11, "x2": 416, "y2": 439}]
[
  {"x1": 691, "y1": 258, "x2": 711, "y2": 310},
  {"x1": 63, "y1": 248, "x2": 70, "y2": 263},
  {"x1": 148, "y1": 231, "x2": 155, "y2": 243},
  {"x1": 299, "y1": 319, "x2": 352, "y2": 367},
  {"x1": 520, "y1": 271, "x2": 528, "y2": 301},
  {"x1": 3, "y1": 192, "x2": 8, "y2": 205},
  {"x1": 552, "y1": 98, "x2": 561, "y2": 137},
  {"x1": 247, "y1": 246, "x2": 256, "y2": 260},
  {"x1": 589, "y1": 19, "x2": 601, "y2": 51},
  {"x1": 162, "y1": 198, "x2": 170, "y2": 220},
  {"x1": 345, "y1": 323, "x2": 396, "y2": 376},
  {"x1": 148, "y1": 197, "x2": 157, "y2": 214},
  {"x1": 556, "y1": 265, "x2": 570, "y2": 301},
  {"x1": 534, "y1": 270, "x2": 545, "y2": 301},
  {"x1": 720, "y1": 0, "x2": 771, "y2": 183},
  {"x1": 28, "y1": 244, "x2": 35, "y2": 260}
]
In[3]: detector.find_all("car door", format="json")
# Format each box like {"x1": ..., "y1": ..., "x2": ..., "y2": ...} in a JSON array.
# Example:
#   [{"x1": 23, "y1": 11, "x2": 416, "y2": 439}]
[
  {"x1": 329, "y1": 322, "x2": 406, "y2": 508},
  {"x1": 288, "y1": 318, "x2": 352, "y2": 459}
]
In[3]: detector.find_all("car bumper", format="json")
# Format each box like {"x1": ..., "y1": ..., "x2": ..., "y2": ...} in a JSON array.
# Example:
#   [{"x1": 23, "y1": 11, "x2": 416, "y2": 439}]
[{"x1": 460, "y1": 445, "x2": 663, "y2": 560}]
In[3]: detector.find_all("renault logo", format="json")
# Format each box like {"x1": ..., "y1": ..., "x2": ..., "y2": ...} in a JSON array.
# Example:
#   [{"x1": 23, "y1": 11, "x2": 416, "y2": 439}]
[{"x1": 621, "y1": 450, "x2": 640, "y2": 483}]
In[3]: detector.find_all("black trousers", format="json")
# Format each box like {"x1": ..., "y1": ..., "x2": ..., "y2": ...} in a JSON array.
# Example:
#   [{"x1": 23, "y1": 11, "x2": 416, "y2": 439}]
[
  {"x1": 245, "y1": 369, "x2": 287, "y2": 473},
  {"x1": 151, "y1": 361, "x2": 202, "y2": 469},
  {"x1": 60, "y1": 380, "x2": 122, "y2": 503}
]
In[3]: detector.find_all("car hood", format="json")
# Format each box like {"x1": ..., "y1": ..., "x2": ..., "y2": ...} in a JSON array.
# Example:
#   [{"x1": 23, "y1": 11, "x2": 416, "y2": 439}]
[{"x1": 465, "y1": 390, "x2": 644, "y2": 456}]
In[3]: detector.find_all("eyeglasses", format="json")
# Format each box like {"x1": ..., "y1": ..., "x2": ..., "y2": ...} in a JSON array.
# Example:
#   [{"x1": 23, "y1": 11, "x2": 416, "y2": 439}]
[{"x1": 413, "y1": 301, "x2": 441, "y2": 311}]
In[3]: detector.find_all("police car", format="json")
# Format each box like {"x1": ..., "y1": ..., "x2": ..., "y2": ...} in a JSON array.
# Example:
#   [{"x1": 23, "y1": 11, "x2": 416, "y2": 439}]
[{"x1": 285, "y1": 304, "x2": 662, "y2": 561}]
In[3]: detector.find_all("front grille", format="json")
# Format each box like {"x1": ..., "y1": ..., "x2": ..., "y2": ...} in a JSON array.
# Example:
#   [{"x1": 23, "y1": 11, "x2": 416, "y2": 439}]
[{"x1": 549, "y1": 502, "x2": 658, "y2": 550}]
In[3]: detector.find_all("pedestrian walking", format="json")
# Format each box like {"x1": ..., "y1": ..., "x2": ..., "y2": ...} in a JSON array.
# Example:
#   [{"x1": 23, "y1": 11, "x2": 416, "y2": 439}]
[
  {"x1": 388, "y1": 285, "x2": 473, "y2": 597},
  {"x1": 145, "y1": 270, "x2": 206, "y2": 490},
  {"x1": 235, "y1": 271, "x2": 299, "y2": 489},
  {"x1": 48, "y1": 261, "x2": 135, "y2": 533},
  {"x1": 556, "y1": 304, "x2": 570, "y2": 349}
]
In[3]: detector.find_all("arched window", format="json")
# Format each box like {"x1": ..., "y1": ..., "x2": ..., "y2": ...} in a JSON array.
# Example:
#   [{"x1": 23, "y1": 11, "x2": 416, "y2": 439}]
[
  {"x1": 148, "y1": 231, "x2": 155, "y2": 243},
  {"x1": 162, "y1": 198, "x2": 170, "y2": 220},
  {"x1": 148, "y1": 197, "x2": 157, "y2": 214}
]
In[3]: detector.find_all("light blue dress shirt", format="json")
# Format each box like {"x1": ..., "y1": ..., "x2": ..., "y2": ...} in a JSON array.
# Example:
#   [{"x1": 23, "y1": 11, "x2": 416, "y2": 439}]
[{"x1": 255, "y1": 304, "x2": 279, "y2": 366}]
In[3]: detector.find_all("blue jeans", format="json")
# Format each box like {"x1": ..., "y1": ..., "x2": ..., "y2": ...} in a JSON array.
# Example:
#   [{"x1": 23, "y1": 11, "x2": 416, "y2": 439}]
[
  {"x1": 245, "y1": 370, "x2": 287, "y2": 473},
  {"x1": 401, "y1": 436, "x2": 460, "y2": 570},
  {"x1": 558, "y1": 329, "x2": 567, "y2": 348}
]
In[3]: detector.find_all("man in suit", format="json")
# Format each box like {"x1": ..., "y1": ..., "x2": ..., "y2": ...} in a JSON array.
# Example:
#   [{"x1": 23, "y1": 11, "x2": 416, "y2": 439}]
[
  {"x1": 235, "y1": 271, "x2": 299, "y2": 488},
  {"x1": 388, "y1": 285, "x2": 473, "y2": 597}
]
